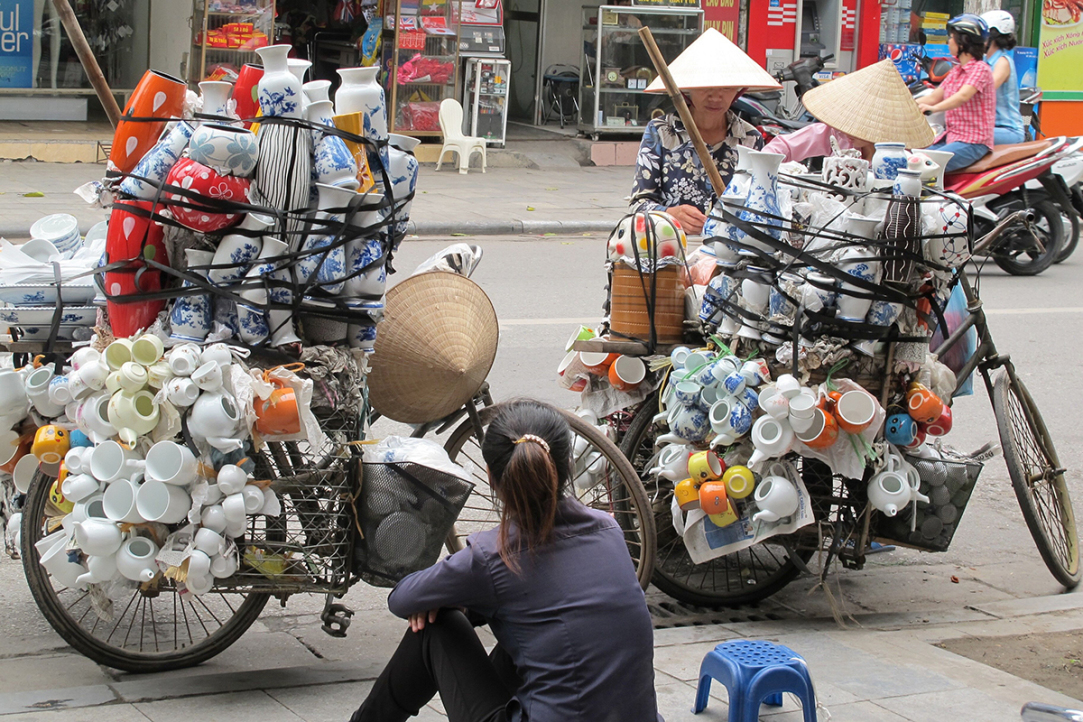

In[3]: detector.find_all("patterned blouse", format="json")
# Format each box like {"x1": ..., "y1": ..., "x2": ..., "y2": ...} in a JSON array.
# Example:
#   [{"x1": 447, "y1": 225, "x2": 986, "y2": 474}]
[{"x1": 630, "y1": 112, "x2": 764, "y2": 215}]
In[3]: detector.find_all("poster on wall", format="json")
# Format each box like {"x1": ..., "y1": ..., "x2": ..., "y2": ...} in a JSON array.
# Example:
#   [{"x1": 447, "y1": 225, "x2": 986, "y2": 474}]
[
  {"x1": 1036, "y1": 0, "x2": 1083, "y2": 95},
  {"x1": 0, "y1": 0, "x2": 34, "y2": 88},
  {"x1": 702, "y1": 0, "x2": 740, "y2": 42}
]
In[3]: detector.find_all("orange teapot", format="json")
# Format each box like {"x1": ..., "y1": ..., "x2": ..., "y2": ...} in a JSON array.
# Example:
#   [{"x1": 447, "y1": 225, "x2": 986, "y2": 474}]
[{"x1": 254, "y1": 366, "x2": 303, "y2": 436}]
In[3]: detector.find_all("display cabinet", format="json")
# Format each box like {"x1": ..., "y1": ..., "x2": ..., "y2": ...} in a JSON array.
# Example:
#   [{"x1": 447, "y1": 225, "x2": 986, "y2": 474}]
[
  {"x1": 463, "y1": 58, "x2": 510, "y2": 146},
  {"x1": 579, "y1": 5, "x2": 702, "y2": 139},
  {"x1": 189, "y1": 0, "x2": 276, "y2": 84},
  {"x1": 385, "y1": 0, "x2": 461, "y2": 136}
]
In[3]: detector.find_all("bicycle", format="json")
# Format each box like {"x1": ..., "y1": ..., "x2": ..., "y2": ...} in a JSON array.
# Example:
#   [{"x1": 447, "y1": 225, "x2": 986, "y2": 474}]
[
  {"x1": 16, "y1": 273, "x2": 656, "y2": 673},
  {"x1": 618, "y1": 212, "x2": 1078, "y2": 607}
]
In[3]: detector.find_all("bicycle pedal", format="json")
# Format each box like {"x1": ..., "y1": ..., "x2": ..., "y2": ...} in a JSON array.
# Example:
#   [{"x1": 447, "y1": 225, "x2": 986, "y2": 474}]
[{"x1": 320, "y1": 603, "x2": 355, "y2": 638}]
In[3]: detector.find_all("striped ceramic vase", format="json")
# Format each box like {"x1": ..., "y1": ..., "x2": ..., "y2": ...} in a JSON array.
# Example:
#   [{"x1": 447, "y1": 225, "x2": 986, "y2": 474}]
[{"x1": 252, "y1": 122, "x2": 313, "y2": 246}]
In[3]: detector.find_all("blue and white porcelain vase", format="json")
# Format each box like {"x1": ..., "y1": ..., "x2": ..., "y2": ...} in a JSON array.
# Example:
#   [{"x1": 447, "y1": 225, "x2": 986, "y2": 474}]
[
  {"x1": 855, "y1": 299, "x2": 903, "y2": 356},
  {"x1": 237, "y1": 238, "x2": 289, "y2": 345},
  {"x1": 347, "y1": 301, "x2": 384, "y2": 352},
  {"x1": 387, "y1": 133, "x2": 420, "y2": 239},
  {"x1": 335, "y1": 66, "x2": 389, "y2": 171},
  {"x1": 198, "y1": 81, "x2": 233, "y2": 122},
  {"x1": 255, "y1": 45, "x2": 301, "y2": 119},
  {"x1": 344, "y1": 193, "x2": 389, "y2": 299},
  {"x1": 208, "y1": 212, "x2": 272, "y2": 286},
  {"x1": 871, "y1": 142, "x2": 908, "y2": 181},
  {"x1": 733, "y1": 151, "x2": 785, "y2": 254},
  {"x1": 297, "y1": 183, "x2": 354, "y2": 295},
  {"x1": 119, "y1": 121, "x2": 194, "y2": 200},
  {"x1": 307, "y1": 100, "x2": 360, "y2": 189},
  {"x1": 169, "y1": 249, "x2": 214, "y2": 343}
]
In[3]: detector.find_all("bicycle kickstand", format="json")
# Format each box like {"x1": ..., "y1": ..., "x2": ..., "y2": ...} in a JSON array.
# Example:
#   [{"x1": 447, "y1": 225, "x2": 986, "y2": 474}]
[{"x1": 320, "y1": 594, "x2": 355, "y2": 638}]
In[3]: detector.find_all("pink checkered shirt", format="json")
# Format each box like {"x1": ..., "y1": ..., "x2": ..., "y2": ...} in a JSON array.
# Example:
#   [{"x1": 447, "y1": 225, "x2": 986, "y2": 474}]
[{"x1": 939, "y1": 59, "x2": 995, "y2": 148}]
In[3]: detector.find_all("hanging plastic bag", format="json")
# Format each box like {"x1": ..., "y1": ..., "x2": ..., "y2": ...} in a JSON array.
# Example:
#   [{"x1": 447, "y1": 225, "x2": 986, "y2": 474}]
[{"x1": 929, "y1": 283, "x2": 976, "y2": 396}]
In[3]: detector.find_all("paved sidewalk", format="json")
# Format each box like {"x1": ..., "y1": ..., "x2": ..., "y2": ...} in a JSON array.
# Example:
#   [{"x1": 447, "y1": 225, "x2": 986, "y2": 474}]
[
  {"x1": 0, "y1": 589, "x2": 1080, "y2": 721},
  {"x1": 0, "y1": 160, "x2": 632, "y2": 239}
]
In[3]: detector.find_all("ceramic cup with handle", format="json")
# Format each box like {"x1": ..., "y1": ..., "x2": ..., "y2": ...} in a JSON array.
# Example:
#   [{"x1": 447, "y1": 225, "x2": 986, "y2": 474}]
[
  {"x1": 674, "y1": 478, "x2": 700, "y2": 511},
  {"x1": 145, "y1": 440, "x2": 199, "y2": 486},
  {"x1": 687, "y1": 450, "x2": 724, "y2": 482},
  {"x1": 794, "y1": 408, "x2": 840, "y2": 450},
  {"x1": 89, "y1": 440, "x2": 144, "y2": 483},
  {"x1": 722, "y1": 464, "x2": 756, "y2": 499},
  {"x1": 835, "y1": 389, "x2": 878, "y2": 435},
  {"x1": 136, "y1": 480, "x2": 191, "y2": 524},
  {"x1": 608, "y1": 355, "x2": 646, "y2": 393}
]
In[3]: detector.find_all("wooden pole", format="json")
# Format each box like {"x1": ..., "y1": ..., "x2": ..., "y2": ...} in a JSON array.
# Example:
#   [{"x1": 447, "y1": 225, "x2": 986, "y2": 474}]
[
  {"x1": 638, "y1": 27, "x2": 726, "y2": 198},
  {"x1": 50, "y1": 0, "x2": 123, "y2": 128}
]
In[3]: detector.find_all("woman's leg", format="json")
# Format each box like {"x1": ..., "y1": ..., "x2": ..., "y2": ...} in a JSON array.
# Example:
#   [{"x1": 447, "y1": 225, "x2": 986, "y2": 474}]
[
  {"x1": 349, "y1": 609, "x2": 513, "y2": 722},
  {"x1": 934, "y1": 142, "x2": 992, "y2": 172},
  {"x1": 994, "y1": 127, "x2": 1026, "y2": 146}
]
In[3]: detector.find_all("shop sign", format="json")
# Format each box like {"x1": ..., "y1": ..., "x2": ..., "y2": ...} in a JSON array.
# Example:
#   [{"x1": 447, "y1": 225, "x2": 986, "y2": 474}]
[
  {"x1": 632, "y1": 0, "x2": 701, "y2": 8},
  {"x1": 0, "y1": 0, "x2": 34, "y2": 88},
  {"x1": 702, "y1": 0, "x2": 739, "y2": 41},
  {"x1": 1037, "y1": 0, "x2": 1083, "y2": 97}
]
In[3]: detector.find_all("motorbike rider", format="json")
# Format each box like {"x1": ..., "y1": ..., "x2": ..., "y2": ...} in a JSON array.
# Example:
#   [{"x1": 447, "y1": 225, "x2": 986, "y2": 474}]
[
  {"x1": 630, "y1": 28, "x2": 781, "y2": 234},
  {"x1": 917, "y1": 14, "x2": 996, "y2": 171},
  {"x1": 982, "y1": 10, "x2": 1026, "y2": 145},
  {"x1": 764, "y1": 59, "x2": 934, "y2": 163}
]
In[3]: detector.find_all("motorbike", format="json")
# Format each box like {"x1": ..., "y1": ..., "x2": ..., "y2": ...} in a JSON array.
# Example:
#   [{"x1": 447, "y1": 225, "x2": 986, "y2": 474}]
[
  {"x1": 732, "y1": 54, "x2": 832, "y2": 139},
  {"x1": 943, "y1": 135, "x2": 1083, "y2": 275}
]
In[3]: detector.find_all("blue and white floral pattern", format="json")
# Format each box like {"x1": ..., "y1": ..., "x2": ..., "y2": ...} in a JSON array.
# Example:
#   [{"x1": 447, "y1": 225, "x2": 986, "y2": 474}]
[
  {"x1": 313, "y1": 135, "x2": 358, "y2": 187},
  {"x1": 189, "y1": 125, "x2": 258, "y2": 178},
  {"x1": 119, "y1": 121, "x2": 194, "y2": 199},
  {"x1": 258, "y1": 86, "x2": 299, "y2": 118},
  {"x1": 630, "y1": 112, "x2": 763, "y2": 215}
]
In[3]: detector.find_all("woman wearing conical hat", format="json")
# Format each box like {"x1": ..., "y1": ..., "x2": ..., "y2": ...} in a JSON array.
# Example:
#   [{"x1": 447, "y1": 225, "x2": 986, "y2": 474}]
[
  {"x1": 630, "y1": 28, "x2": 781, "y2": 235},
  {"x1": 763, "y1": 59, "x2": 935, "y2": 163}
]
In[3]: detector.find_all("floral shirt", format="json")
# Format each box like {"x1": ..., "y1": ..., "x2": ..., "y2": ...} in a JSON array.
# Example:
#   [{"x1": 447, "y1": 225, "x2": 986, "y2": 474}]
[{"x1": 630, "y1": 112, "x2": 763, "y2": 215}]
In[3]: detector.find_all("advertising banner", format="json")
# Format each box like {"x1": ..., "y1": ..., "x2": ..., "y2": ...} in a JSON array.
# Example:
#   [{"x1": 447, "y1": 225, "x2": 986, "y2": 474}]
[
  {"x1": 1036, "y1": 0, "x2": 1083, "y2": 99},
  {"x1": 702, "y1": 0, "x2": 740, "y2": 43},
  {"x1": 0, "y1": 0, "x2": 35, "y2": 88}
]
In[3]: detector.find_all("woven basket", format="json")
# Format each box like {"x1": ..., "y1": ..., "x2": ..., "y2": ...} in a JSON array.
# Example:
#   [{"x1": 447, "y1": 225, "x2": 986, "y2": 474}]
[
  {"x1": 368, "y1": 272, "x2": 498, "y2": 424},
  {"x1": 610, "y1": 263, "x2": 685, "y2": 346}
]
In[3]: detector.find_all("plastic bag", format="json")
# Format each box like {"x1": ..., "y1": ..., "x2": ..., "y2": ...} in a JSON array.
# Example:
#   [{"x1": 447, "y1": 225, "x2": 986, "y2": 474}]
[
  {"x1": 363, "y1": 437, "x2": 472, "y2": 483},
  {"x1": 929, "y1": 283, "x2": 976, "y2": 396},
  {"x1": 794, "y1": 378, "x2": 887, "y2": 481}
]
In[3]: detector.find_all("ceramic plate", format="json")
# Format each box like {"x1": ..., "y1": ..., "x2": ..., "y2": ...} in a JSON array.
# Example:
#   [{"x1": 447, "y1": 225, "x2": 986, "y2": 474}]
[
  {"x1": 8, "y1": 326, "x2": 93, "y2": 342},
  {"x1": 0, "y1": 284, "x2": 97, "y2": 306},
  {"x1": 0, "y1": 305, "x2": 97, "y2": 326}
]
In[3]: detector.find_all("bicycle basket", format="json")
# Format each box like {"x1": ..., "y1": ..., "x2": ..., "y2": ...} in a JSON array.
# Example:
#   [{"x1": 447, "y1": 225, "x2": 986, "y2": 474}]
[
  {"x1": 354, "y1": 462, "x2": 475, "y2": 587},
  {"x1": 874, "y1": 449, "x2": 984, "y2": 552}
]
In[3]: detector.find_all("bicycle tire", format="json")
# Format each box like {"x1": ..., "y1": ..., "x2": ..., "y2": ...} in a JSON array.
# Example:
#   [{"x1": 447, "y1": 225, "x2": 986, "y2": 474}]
[
  {"x1": 21, "y1": 471, "x2": 269, "y2": 673},
  {"x1": 992, "y1": 200, "x2": 1064, "y2": 276},
  {"x1": 993, "y1": 369, "x2": 1081, "y2": 588},
  {"x1": 1054, "y1": 210, "x2": 1079, "y2": 264},
  {"x1": 443, "y1": 405, "x2": 656, "y2": 590},
  {"x1": 620, "y1": 393, "x2": 809, "y2": 607}
]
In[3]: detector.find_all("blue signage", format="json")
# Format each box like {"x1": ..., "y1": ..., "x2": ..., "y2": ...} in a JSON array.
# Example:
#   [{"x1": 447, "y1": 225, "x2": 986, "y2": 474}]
[{"x1": 0, "y1": 0, "x2": 35, "y2": 88}]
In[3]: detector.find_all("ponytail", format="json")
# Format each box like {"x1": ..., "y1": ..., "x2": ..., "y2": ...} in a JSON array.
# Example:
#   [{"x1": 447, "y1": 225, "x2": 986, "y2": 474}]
[{"x1": 481, "y1": 400, "x2": 573, "y2": 574}]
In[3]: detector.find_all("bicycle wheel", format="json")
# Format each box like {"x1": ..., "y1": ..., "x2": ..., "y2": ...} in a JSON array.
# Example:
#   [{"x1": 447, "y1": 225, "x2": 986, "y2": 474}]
[
  {"x1": 443, "y1": 406, "x2": 656, "y2": 590},
  {"x1": 620, "y1": 393, "x2": 809, "y2": 607},
  {"x1": 992, "y1": 200, "x2": 1063, "y2": 276},
  {"x1": 21, "y1": 471, "x2": 269, "y2": 673},
  {"x1": 993, "y1": 369, "x2": 1080, "y2": 588}
]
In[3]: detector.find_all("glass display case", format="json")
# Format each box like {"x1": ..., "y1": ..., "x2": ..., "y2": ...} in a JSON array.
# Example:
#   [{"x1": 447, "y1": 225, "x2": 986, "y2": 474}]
[
  {"x1": 579, "y1": 5, "x2": 702, "y2": 139},
  {"x1": 463, "y1": 58, "x2": 510, "y2": 146},
  {"x1": 189, "y1": 0, "x2": 275, "y2": 84},
  {"x1": 386, "y1": 0, "x2": 461, "y2": 136}
]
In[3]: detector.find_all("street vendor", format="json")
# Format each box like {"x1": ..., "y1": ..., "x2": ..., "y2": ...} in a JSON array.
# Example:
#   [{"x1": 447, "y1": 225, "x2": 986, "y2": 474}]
[
  {"x1": 763, "y1": 59, "x2": 935, "y2": 163},
  {"x1": 630, "y1": 28, "x2": 782, "y2": 235},
  {"x1": 349, "y1": 400, "x2": 660, "y2": 722}
]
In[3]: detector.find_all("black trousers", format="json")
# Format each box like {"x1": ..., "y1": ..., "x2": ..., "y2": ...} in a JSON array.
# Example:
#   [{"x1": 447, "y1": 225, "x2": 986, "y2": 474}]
[{"x1": 349, "y1": 609, "x2": 520, "y2": 722}]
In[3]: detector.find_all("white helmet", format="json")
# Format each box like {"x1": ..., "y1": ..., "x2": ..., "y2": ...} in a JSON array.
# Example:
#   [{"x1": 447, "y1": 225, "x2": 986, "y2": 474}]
[{"x1": 981, "y1": 10, "x2": 1015, "y2": 36}]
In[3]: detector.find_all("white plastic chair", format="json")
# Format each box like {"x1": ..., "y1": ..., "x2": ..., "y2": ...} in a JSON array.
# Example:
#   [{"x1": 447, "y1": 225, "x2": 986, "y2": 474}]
[{"x1": 436, "y1": 99, "x2": 487, "y2": 175}]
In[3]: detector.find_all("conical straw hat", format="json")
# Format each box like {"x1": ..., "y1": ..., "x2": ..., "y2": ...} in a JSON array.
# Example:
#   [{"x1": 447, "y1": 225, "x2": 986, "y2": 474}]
[
  {"x1": 801, "y1": 59, "x2": 936, "y2": 148},
  {"x1": 368, "y1": 271, "x2": 499, "y2": 424},
  {"x1": 645, "y1": 28, "x2": 782, "y2": 93}
]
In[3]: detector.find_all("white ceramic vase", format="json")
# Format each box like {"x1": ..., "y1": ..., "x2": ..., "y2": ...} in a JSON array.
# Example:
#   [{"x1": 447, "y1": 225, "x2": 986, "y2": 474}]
[
  {"x1": 387, "y1": 133, "x2": 420, "y2": 239},
  {"x1": 198, "y1": 80, "x2": 233, "y2": 121},
  {"x1": 255, "y1": 45, "x2": 302, "y2": 119},
  {"x1": 307, "y1": 100, "x2": 360, "y2": 189},
  {"x1": 335, "y1": 66, "x2": 388, "y2": 169}
]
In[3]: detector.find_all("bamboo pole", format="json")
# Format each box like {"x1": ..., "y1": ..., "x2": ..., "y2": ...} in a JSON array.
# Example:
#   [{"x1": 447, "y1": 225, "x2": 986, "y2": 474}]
[
  {"x1": 638, "y1": 26, "x2": 726, "y2": 198},
  {"x1": 50, "y1": 0, "x2": 123, "y2": 128}
]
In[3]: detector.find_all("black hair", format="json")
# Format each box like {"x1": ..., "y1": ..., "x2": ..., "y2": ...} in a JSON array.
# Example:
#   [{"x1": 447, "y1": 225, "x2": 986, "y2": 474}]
[
  {"x1": 480, "y1": 399, "x2": 573, "y2": 572},
  {"x1": 950, "y1": 28, "x2": 986, "y2": 61},
  {"x1": 987, "y1": 29, "x2": 1017, "y2": 51}
]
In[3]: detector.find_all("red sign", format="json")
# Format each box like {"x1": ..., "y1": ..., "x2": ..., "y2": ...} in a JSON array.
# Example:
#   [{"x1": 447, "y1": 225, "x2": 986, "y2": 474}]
[{"x1": 701, "y1": 0, "x2": 740, "y2": 43}]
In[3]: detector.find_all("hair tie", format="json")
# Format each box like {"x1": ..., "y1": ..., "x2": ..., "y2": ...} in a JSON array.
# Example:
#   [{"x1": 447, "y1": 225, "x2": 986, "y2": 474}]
[{"x1": 513, "y1": 434, "x2": 551, "y2": 454}]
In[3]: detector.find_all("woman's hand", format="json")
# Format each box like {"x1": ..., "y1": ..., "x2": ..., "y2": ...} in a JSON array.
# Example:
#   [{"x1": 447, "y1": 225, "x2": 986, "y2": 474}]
[
  {"x1": 409, "y1": 609, "x2": 441, "y2": 633},
  {"x1": 665, "y1": 205, "x2": 707, "y2": 234},
  {"x1": 916, "y1": 100, "x2": 937, "y2": 115}
]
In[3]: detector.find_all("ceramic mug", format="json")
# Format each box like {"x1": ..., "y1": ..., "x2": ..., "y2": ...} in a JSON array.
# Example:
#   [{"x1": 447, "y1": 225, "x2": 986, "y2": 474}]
[
  {"x1": 145, "y1": 440, "x2": 198, "y2": 486},
  {"x1": 32, "y1": 425, "x2": 69, "y2": 465},
  {"x1": 722, "y1": 464, "x2": 756, "y2": 499},
  {"x1": 136, "y1": 480, "x2": 191, "y2": 524},
  {"x1": 26, "y1": 367, "x2": 65, "y2": 418},
  {"x1": 216, "y1": 464, "x2": 248, "y2": 495},
  {"x1": 885, "y1": 413, "x2": 918, "y2": 447},
  {"x1": 794, "y1": 408, "x2": 839, "y2": 450},
  {"x1": 201, "y1": 504, "x2": 228, "y2": 534},
  {"x1": 608, "y1": 355, "x2": 646, "y2": 393},
  {"x1": 674, "y1": 478, "x2": 700, "y2": 511},
  {"x1": 254, "y1": 381, "x2": 301, "y2": 436},
  {"x1": 75, "y1": 359, "x2": 109, "y2": 393},
  {"x1": 168, "y1": 344, "x2": 203, "y2": 377},
  {"x1": 165, "y1": 377, "x2": 199, "y2": 408},
  {"x1": 687, "y1": 450, "x2": 723, "y2": 482},
  {"x1": 579, "y1": 352, "x2": 615, "y2": 376},
  {"x1": 921, "y1": 406, "x2": 953, "y2": 437},
  {"x1": 62, "y1": 472, "x2": 99, "y2": 504},
  {"x1": 698, "y1": 480, "x2": 730, "y2": 516},
  {"x1": 130, "y1": 334, "x2": 166, "y2": 367},
  {"x1": 89, "y1": 441, "x2": 144, "y2": 483},
  {"x1": 906, "y1": 383, "x2": 944, "y2": 424},
  {"x1": 104, "y1": 338, "x2": 134, "y2": 370},
  {"x1": 836, "y1": 390, "x2": 878, "y2": 435},
  {"x1": 191, "y1": 361, "x2": 225, "y2": 392},
  {"x1": 103, "y1": 477, "x2": 145, "y2": 523}
]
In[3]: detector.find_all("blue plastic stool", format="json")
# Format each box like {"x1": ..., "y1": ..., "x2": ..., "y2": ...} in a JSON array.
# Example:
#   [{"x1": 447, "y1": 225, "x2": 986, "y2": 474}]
[{"x1": 693, "y1": 640, "x2": 817, "y2": 721}]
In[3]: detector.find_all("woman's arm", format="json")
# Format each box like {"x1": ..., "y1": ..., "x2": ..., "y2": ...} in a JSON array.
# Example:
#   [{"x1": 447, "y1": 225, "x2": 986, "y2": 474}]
[
  {"x1": 991, "y1": 56, "x2": 1011, "y2": 89},
  {"x1": 763, "y1": 123, "x2": 837, "y2": 163},
  {"x1": 387, "y1": 541, "x2": 499, "y2": 619},
  {"x1": 919, "y1": 84, "x2": 978, "y2": 113},
  {"x1": 915, "y1": 86, "x2": 946, "y2": 113}
]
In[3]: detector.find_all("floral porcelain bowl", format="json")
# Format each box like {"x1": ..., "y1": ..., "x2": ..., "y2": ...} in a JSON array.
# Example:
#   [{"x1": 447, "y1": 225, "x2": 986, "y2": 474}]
[
  {"x1": 164, "y1": 158, "x2": 250, "y2": 233},
  {"x1": 188, "y1": 124, "x2": 259, "y2": 178}
]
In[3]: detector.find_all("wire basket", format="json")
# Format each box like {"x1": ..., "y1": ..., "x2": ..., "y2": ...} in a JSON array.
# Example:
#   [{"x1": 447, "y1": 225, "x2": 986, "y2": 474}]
[
  {"x1": 354, "y1": 462, "x2": 475, "y2": 587},
  {"x1": 874, "y1": 450, "x2": 984, "y2": 551}
]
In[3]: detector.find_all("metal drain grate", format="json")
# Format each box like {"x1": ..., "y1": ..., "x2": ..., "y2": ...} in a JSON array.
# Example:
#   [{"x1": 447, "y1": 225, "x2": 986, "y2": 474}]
[{"x1": 647, "y1": 596, "x2": 792, "y2": 629}]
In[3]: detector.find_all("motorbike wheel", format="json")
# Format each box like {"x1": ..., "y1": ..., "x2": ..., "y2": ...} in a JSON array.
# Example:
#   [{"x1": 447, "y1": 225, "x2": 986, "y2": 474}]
[
  {"x1": 992, "y1": 200, "x2": 1064, "y2": 276},
  {"x1": 1054, "y1": 211, "x2": 1079, "y2": 264}
]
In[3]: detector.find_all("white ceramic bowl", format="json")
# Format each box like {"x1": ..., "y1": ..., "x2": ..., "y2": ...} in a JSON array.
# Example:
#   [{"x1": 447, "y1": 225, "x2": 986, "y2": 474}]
[{"x1": 29, "y1": 214, "x2": 80, "y2": 256}]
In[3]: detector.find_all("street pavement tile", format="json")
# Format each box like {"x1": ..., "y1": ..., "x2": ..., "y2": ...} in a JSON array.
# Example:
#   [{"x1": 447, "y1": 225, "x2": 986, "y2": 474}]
[
  {"x1": 0, "y1": 685, "x2": 117, "y2": 717},
  {"x1": 133, "y1": 690, "x2": 302, "y2": 722},
  {"x1": 267, "y1": 681, "x2": 374, "y2": 722},
  {"x1": 874, "y1": 688, "x2": 1032, "y2": 722},
  {"x1": 655, "y1": 682, "x2": 725, "y2": 721},
  {"x1": 0, "y1": 703, "x2": 150, "y2": 722},
  {"x1": 0, "y1": 654, "x2": 111, "y2": 693},
  {"x1": 762, "y1": 700, "x2": 910, "y2": 721}
]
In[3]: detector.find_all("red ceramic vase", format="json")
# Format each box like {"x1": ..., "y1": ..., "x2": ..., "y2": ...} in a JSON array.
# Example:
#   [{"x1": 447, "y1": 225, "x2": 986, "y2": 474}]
[
  {"x1": 109, "y1": 70, "x2": 187, "y2": 174},
  {"x1": 106, "y1": 200, "x2": 168, "y2": 269},
  {"x1": 103, "y1": 269, "x2": 165, "y2": 338},
  {"x1": 164, "y1": 158, "x2": 250, "y2": 233},
  {"x1": 234, "y1": 63, "x2": 265, "y2": 129}
]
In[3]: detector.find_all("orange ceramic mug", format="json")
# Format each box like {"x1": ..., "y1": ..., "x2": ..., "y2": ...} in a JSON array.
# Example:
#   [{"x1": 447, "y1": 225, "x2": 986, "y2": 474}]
[
  {"x1": 674, "y1": 478, "x2": 701, "y2": 511},
  {"x1": 687, "y1": 450, "x2": 723, "y2": 482},
  {"x1": 698, "y1": 480, "x2": 730, "y2": 516},
  {"x1": 32, "y1": 425, "x2": 69, "y2": 465},
  {"x1": 795, "y1": 408, "x2": 839, "y2": 449},
  {"x1": 579, "y1": 351, "x2": 617, "y2": 376},
  {"x1": 907, "y1": 382, "x2": 943, "y2": 424},
  {"x1": 608, "y1": 355, "x2": 646, "y2": 392},
  {"x1": 255, "y1": 375, "x2": 302, "y2": 436}
]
